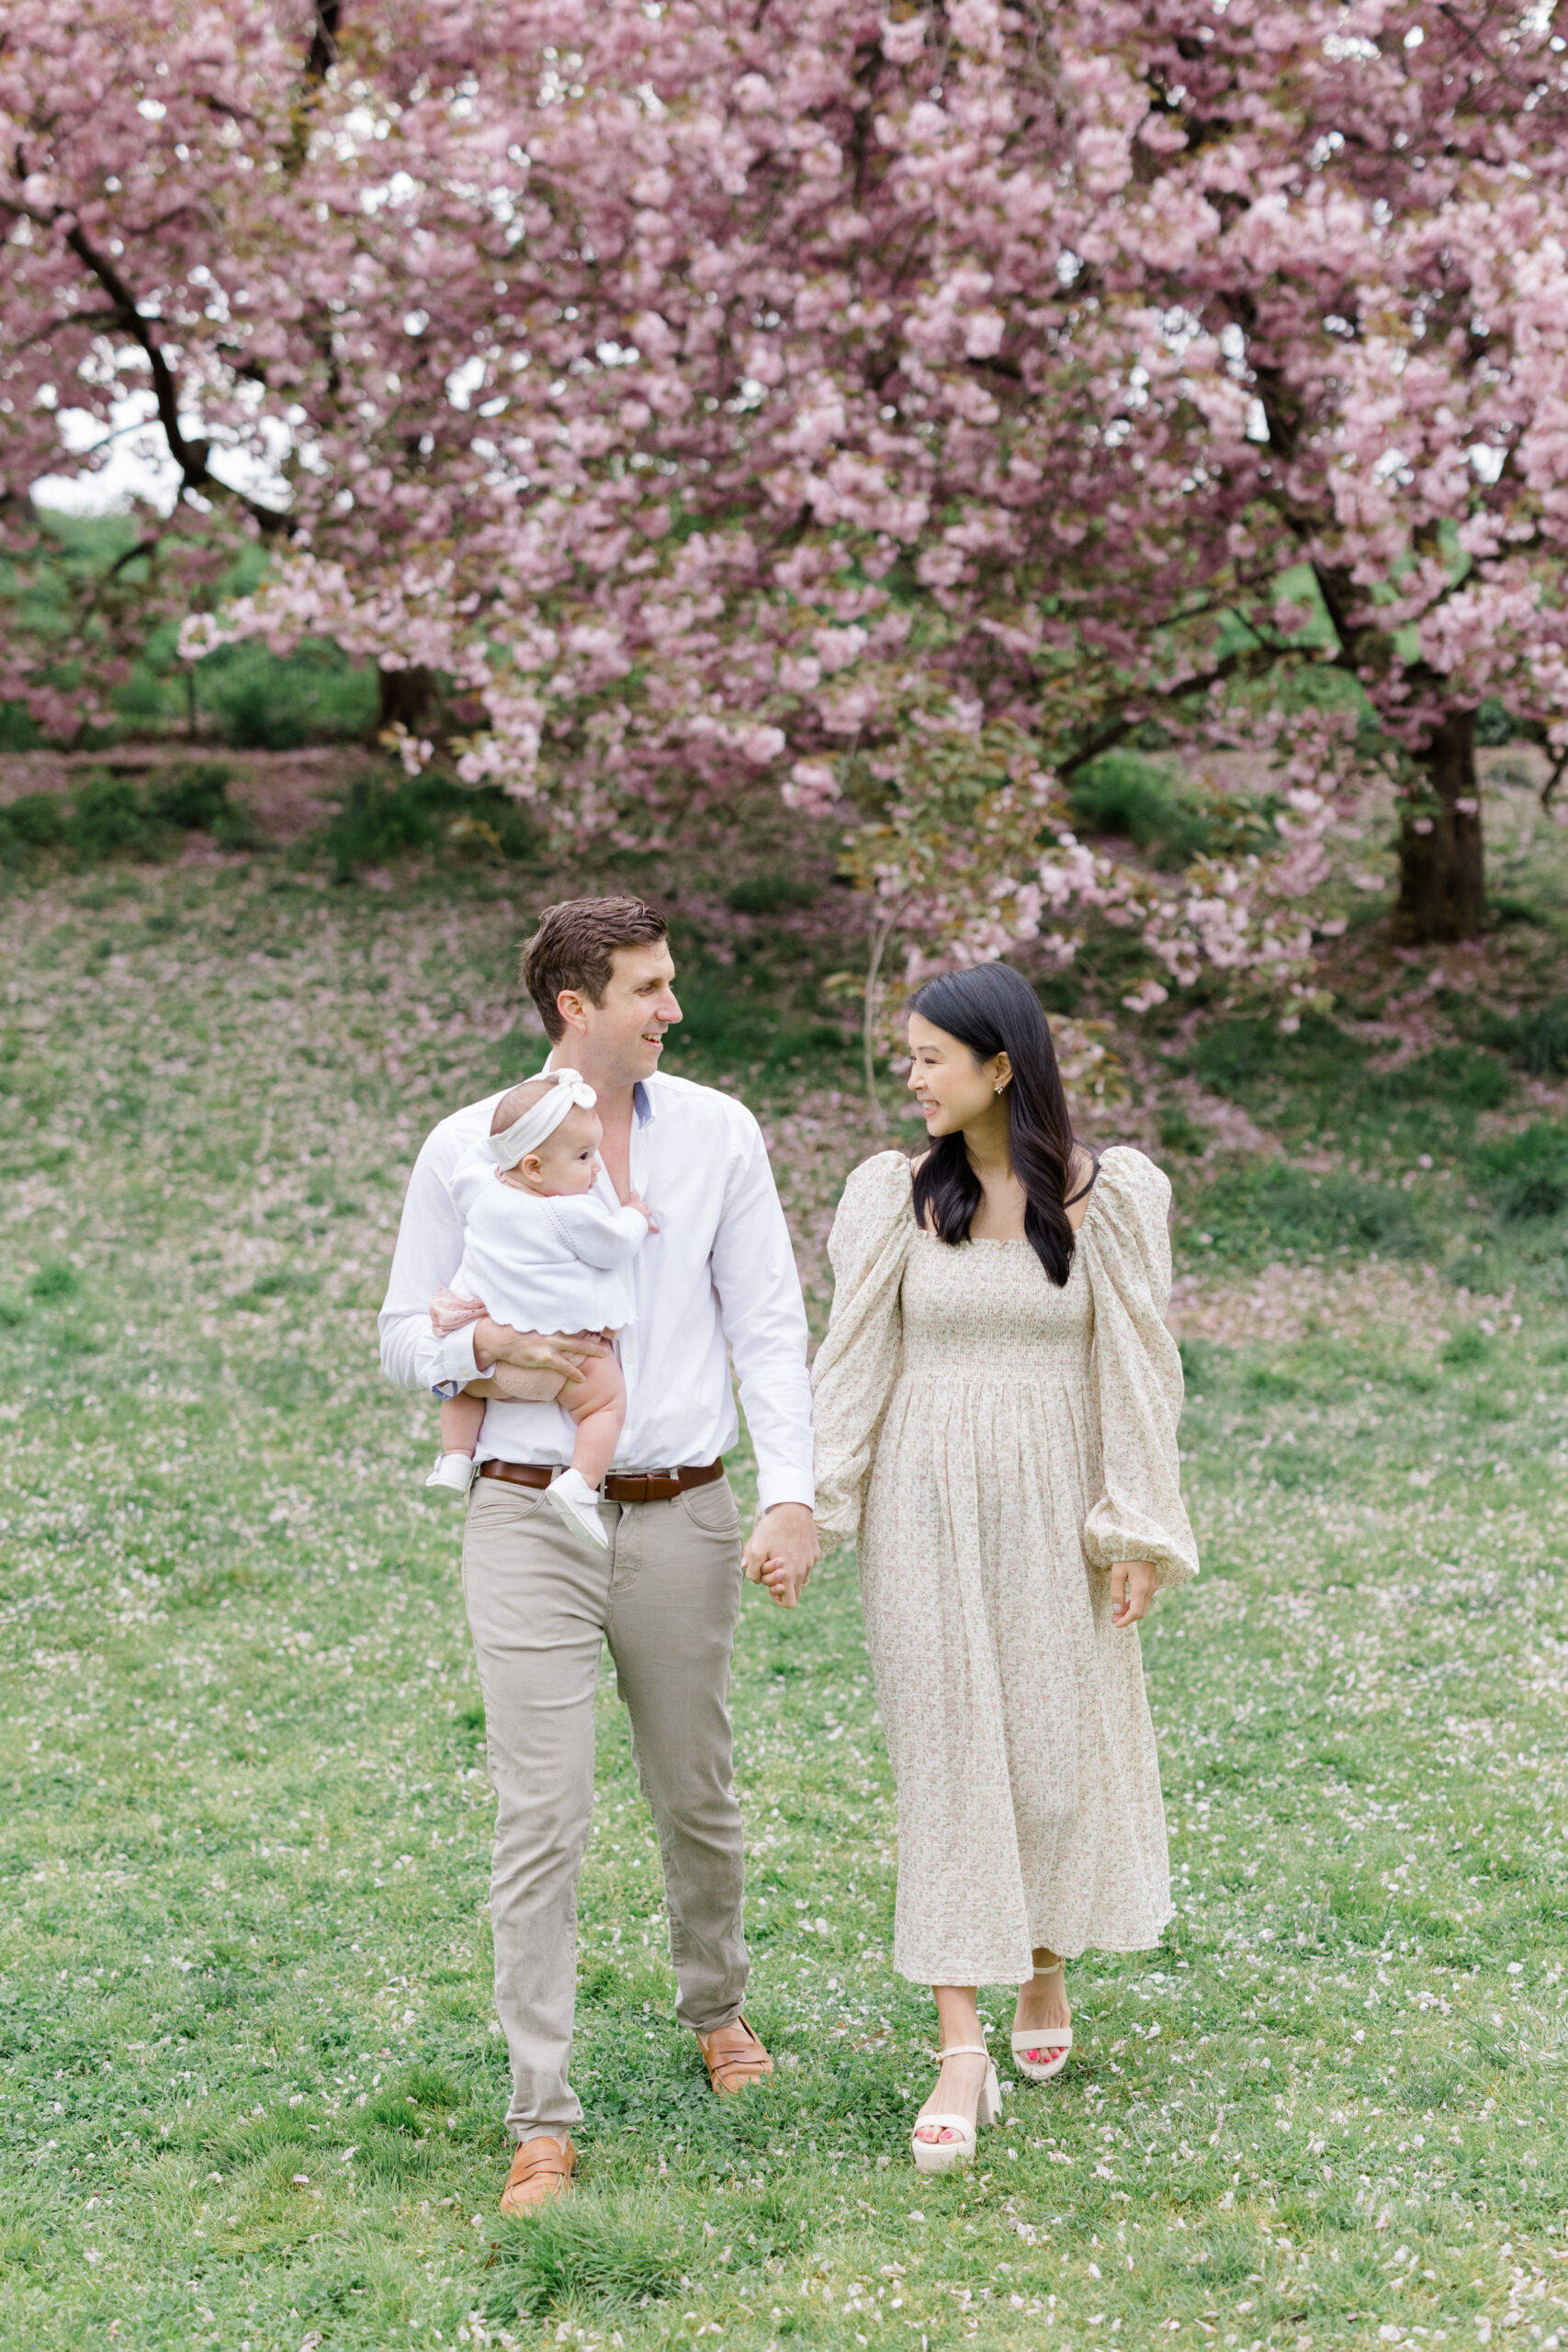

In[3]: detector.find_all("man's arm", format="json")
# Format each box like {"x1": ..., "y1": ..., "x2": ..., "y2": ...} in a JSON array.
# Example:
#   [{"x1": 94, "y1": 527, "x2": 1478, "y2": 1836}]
[
  {"x1": 709, "y1": 1117, "x2": 818, "y2": 1603},
  {"x1": 378, "y1": 1122, "x2": 487, "y2": 1396},
  {"x1": 379, "y1": 1123, "x2": 604, "y2": 1398}
]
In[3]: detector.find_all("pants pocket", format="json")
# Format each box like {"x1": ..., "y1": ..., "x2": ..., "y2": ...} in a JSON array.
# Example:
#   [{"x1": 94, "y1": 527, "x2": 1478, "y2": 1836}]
[{"x1": 681, "y1": 1476, "x2": 742, "y2": 1540}]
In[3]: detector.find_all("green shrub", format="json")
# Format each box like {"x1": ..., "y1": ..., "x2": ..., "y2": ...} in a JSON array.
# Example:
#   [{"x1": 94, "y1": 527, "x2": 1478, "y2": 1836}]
[
  {"x1": 1475, "y1": 696, "x2": 1521, "y2": 746},
  {"x1": 28, "y1": 1260, "x2": 80, "y2": 1303},
  {"x1": 214, "y1": 676, "x2": 308, "y2": 750},
  {"x1": 1380, "y1": 1046, "x2": 1513, "y2": 1114},
  {"x1": 662, "y1": 972, "x2": 851, "y2": 1080},
  {"x1": 1190, "y1": 1012, "x2": 1368, "y2": 1103},
  {"x1": 0, "y1": 702, "x2": 42, "y2": 752},
  {"x1": 320, "y1": 770, "x2": 540, "y2": 880},
  {"x1": 146, "y1": 763, "x2": 234, "y2": 832},
  {"x1": 197, "y1": 637, "x2": 378, "y2": 749},
  {"x1": 725, "y1": 873, "x2": 818, "y2": 914},
  {"x1": 0, "y1": 794, "x2": 67, "y2": 852},
  {"x1": 1189, "y1": 1159, "x2": 1425, "y2": 1264},
  {"x1": 1472, "y1": 1121, "x2": 1568, "y2": 1222},
  {"x1": 1157, "y1": 1106, "x2": 1207, "y2": 1155},
  {"x1": 1066, "y1": 750, "x2": 1213, "y2": 868},
  {"x1": 1441, "y1": 1328, "x2": 1491, "y2": 1370},
  {"x1": 0, "y1": 763, "x2": 244, "y2": 870},
  {"x1": 1486, "y1": 997, "x2": 1568, "y2": 1078},
  {"x1": 66, "y1": 774, "x2": 162, "y2": 861}
]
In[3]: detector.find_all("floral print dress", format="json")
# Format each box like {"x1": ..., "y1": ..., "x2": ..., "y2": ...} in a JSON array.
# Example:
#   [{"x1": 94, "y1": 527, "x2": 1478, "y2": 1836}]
[{"x1": 812, "y1": 1147, "x2": 1199, "y2": 1987}]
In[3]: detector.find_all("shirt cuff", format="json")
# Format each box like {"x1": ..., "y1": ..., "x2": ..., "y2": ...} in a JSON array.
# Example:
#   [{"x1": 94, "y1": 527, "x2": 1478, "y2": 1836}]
[
  {"x1": 756, "y1": 1468, "x2": 816, "y2": 1515},
  {"x1": 430, "y1": 1322, "x2": 482, "y2": 1394}
]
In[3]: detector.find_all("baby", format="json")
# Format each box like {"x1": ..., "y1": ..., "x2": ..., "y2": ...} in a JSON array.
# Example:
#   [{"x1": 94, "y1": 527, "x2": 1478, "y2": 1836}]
[{"x1": 423, "y1": 1069, "x2": 655, "y2": 1550}]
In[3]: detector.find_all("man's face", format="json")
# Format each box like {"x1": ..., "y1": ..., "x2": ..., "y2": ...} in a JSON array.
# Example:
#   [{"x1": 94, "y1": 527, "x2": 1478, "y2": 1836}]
[{"x1": 570, "y1": 941, "x2": 681, "y2": 1083}]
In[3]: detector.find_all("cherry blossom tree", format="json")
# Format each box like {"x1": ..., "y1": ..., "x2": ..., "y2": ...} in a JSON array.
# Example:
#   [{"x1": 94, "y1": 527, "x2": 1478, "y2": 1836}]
[{"x1": 6, "y1": 0, "x2": 1568, "y2": 979}]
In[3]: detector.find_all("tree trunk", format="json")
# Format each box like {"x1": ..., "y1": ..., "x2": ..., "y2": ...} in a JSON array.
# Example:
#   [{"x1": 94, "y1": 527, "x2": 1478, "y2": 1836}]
[
  {"x1": 376, "y1": 663, "x2": 439, "y2": 738},
  {"x1": 1394, "y1": 707, "x2": 1484, "y2": 943}
]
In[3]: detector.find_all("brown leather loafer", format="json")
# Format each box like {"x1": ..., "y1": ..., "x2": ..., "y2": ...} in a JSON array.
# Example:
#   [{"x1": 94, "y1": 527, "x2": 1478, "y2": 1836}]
[
  {"x1": 695, "y1": 2014, "x2": 775, "y2": 2096},
  {"x1": 499, "y1": 2132, "x2": 576, "y2": 2214}
]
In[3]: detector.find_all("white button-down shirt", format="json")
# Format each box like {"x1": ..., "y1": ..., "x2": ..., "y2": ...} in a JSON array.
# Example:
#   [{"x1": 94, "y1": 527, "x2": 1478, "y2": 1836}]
[{"x1": 378, "y1": 1068, "x2": 815, "y2": 1511}]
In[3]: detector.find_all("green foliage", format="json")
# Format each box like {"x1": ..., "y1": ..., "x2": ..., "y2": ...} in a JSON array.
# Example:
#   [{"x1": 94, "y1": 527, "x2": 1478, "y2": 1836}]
[
  {"x1": 1157, "y1": 1106, "x2": 1208, "y2": 1155},
  {"x1": 27, "y1": 1259, "x2": 78, "y2": 1303},
  {"x1": 724, "y1": 872, "x2": 819, "y2": 914},
  {"x1": 195, "y1": 637, "x2": 378, "y2": 750},
  {"x1": 0, "y1": 762, "x2": 250, "y2": 872},
  {"x1": 1190, "y1": 1012, "x2": 1369, "y2": 1104},
  {"x1": 1483, "y1": 995, "x2": 1568, "y2": 1077},
  {"x1": 320, "y1": 770, "x2": 541, "y2": 881},
  {"x1": 1474, "y1": 696, "x2": 1524, "y2": 746},
  {"x1": 1379, "y1": 1046, "x2": 1513, "y2": 1114},
  {"x1": 661, "y1": 969, "x2": 852, "y2": 1083},
  {"x1": 1066, "y1": 750, "x2": 1214, "y2": 868},
  {"x1": 1441, "y1": 1327, "x2": 1492, "y2": 1370},
  {"x1": 1472, "y1": 1121, "x2": 1568, "y2": 1222},
  {"x1": 1190, "y1": 1158, "x2": 1425, "y2": 1264},
  {"x1": 0, "y1": 702, "x2": 42, "y2": 752}
]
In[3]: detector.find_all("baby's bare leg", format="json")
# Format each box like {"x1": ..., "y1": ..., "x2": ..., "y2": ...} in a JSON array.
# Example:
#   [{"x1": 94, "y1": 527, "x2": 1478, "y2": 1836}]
[
  {"x1": 440, "y1": 1392, "x2": 487, "y2": 1458},
  {"x1": 563, "y1": 1351, "x2": 626, "y2": 1487}
]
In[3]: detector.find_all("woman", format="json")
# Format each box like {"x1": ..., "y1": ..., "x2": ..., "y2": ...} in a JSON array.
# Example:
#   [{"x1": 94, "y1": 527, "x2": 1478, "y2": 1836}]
[{"x1": 813, "y1": 963, "x2": 1198, "y2": 2174}]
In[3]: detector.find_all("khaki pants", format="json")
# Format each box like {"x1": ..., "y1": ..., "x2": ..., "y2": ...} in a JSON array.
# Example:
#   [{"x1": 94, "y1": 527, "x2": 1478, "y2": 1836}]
[{"x1": 461, "y1": 1471, "x2": 749, "y2": 2142}]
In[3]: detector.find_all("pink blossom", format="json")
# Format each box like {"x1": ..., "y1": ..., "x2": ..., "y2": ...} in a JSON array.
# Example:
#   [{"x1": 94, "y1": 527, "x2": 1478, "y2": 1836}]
[{"x1": 781, "y1": 759, "x2": 842, "y2": 812}]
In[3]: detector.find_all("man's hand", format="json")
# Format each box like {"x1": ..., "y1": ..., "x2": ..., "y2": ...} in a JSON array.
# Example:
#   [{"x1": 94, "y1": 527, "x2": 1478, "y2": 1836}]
[
  {"x1": 1106, "y1": 1560, "x2": 1159, "y2": 1627},
  {"x1": 742, "y1": 1502, "x2": 818, "y2": 1610},
  {"x1": 471, "y1": 1317, "x2": 608, "y2": 1386}
]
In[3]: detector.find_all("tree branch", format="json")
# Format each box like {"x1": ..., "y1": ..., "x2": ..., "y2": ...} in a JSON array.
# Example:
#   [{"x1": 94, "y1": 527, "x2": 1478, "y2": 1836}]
[{"x1": 56, "y1": 217, "x2": 290, "y2": 537}]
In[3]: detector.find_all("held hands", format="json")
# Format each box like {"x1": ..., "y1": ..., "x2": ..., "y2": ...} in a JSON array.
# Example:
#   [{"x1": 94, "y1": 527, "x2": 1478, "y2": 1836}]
[
  {"x1": 1107, "y1": 1560, "x2": 1159, "y2": 1627},
  {"x1": 742, "y1": 1502, "x2": 818, "y2": 1610}
]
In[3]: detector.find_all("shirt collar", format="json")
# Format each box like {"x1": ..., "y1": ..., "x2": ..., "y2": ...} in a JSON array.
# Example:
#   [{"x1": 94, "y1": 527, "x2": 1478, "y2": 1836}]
[{"x1": 540, "y1": 1049, "x2": 655, "y2": 1127}]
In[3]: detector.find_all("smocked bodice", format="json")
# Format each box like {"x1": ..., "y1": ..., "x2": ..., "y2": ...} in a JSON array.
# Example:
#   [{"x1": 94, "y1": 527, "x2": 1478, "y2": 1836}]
[{"x1": 898, "y1": 1230, "x2": 1092, "y2": 1376}]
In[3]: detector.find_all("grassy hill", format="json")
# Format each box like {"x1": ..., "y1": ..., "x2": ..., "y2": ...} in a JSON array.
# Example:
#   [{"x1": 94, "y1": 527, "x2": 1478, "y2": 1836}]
[{"x1": 1, "y1": 825, "x2": 1567, "y2": 2349}]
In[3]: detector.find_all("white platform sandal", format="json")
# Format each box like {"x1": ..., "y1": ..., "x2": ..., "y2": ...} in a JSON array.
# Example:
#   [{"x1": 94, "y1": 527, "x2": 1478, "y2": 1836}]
[
  {"x1": 909, "y1": 2041, "x2": 1003, "y2": 2175},
  {"x1": 1011, "y1": 1961, "x2": 1072, "y2": 2083}
]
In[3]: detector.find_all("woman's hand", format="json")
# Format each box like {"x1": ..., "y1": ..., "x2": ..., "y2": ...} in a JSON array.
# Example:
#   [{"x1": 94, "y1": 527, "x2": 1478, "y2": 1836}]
[{"x1": 1107, "y1": 1560, "x2": 1158, "y2": 1627}]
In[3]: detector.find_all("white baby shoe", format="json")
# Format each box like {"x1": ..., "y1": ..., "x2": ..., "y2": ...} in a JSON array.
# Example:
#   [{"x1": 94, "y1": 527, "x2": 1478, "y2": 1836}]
[
  {"x1": 547, "y1": 1466, "x2": 608, "y2": 1550},
  {"x1": 424, "y1": 1452, "x2": 477, "y2": 1494}
]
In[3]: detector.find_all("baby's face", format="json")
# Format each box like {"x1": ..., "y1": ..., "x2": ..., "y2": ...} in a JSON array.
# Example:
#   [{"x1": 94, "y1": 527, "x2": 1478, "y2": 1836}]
[{"x1": 529, "y1": 1102, "x2": 604, "y2": 1195}]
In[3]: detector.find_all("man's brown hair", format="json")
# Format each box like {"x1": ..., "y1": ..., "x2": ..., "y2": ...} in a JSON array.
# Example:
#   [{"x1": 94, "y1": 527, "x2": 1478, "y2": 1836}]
[{"x1": 520, "y1": 896, "x2": 669, "y2": 1041}]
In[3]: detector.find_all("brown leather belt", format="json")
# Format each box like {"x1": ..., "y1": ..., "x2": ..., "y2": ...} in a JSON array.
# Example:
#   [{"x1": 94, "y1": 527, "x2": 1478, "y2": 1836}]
[{"x1": 477, "y1": 1457, "x2": 724, "y2": 1506}]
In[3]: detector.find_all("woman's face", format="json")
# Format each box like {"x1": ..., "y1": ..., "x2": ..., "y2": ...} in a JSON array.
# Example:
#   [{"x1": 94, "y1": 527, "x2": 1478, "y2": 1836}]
[{"x1": 907, "y1": 1012, "x2": 1010, "y2": 1136}]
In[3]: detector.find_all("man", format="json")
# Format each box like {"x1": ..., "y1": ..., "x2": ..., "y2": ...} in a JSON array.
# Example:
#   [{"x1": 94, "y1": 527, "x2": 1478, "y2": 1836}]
[{"x1": 378, "y1": 896, "x2": 818, "y2": 2211}]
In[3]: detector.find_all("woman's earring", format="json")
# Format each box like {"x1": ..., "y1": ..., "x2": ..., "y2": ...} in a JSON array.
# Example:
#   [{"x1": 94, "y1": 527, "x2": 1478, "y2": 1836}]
[{"x1": 995, "y1": 1081, "x2": 1005, "y2": 1095}]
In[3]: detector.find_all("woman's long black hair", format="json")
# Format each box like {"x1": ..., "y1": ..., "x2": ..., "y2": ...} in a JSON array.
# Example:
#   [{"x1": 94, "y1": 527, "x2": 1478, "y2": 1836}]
[{"x1": 908, "y1": 962, "x2": 1084, "y2": 1286}]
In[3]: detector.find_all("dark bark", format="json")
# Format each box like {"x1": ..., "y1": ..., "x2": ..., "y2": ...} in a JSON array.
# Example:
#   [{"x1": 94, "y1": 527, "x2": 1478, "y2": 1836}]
[
  {"x1": 1395, "y1": 707, "x2": 1485, "y2": 943},
  {"x1": 377, "y1": 663, "x2": 439, "y2": 737},
  {"x1": 305, "y1": 1, "x2": 342, "y2": 82}
]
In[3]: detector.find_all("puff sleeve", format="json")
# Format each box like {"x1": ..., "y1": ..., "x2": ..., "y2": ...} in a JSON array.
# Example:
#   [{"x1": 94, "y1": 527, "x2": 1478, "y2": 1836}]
[
  {"x1": 810, "y1": 1152, "x2": 916, "y2": 1541},
  {"x1": 1077, "y1": 1147, "x2": 1200, "y2": 1590}
]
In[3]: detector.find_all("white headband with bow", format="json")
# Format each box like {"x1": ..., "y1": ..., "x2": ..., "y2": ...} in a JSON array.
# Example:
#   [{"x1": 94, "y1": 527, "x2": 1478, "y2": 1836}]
[{"x1": 486, "y1": 1069, "x2": 598, "y2": 1169}]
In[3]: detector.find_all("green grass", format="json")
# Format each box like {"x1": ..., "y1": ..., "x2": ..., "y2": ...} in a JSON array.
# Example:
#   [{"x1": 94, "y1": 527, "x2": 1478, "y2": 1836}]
[{"x1": 4, "y1": 865, "x2": 1568, "y2": 2348}]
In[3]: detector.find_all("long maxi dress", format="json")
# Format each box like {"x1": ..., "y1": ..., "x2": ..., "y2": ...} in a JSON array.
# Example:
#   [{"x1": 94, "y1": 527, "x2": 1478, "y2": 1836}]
[{"x1": 812, "y1": 1146, "x2": 1200, "y2": 1990}]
